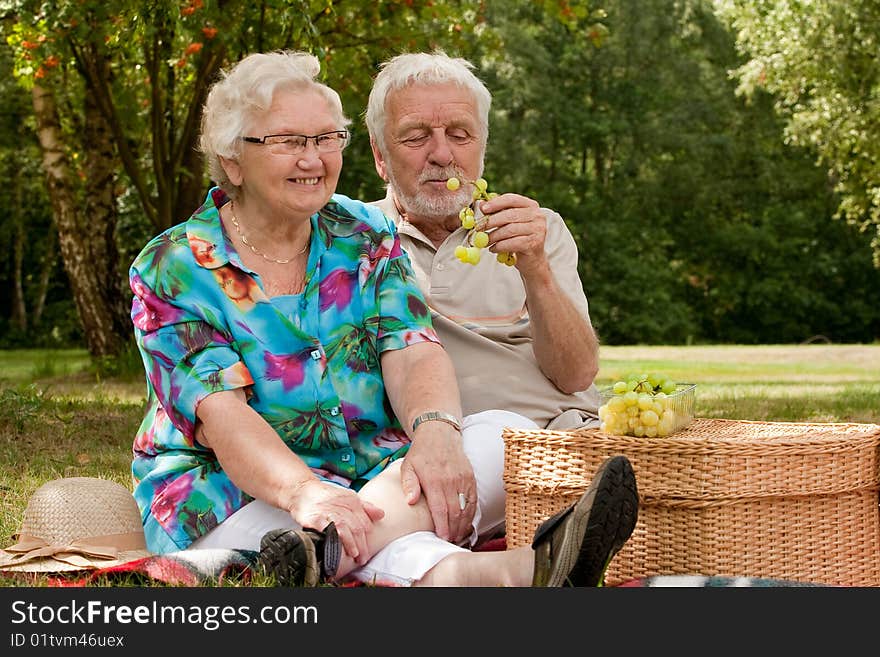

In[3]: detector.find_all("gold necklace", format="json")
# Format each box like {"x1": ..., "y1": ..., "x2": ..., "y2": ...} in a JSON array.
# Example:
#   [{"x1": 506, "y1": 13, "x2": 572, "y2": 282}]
[{"x1": 228, "y1": 202, "x2": 309, "y2": 265}]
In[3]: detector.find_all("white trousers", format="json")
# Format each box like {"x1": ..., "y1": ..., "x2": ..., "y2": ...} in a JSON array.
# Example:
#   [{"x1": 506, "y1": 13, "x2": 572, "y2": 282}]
[{"x1": 190, "y1": 409, "x2": 539, "y2": 586}]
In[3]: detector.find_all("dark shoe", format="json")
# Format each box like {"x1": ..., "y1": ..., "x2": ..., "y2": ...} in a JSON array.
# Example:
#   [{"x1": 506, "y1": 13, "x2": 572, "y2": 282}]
[
  {"x1": 531, "y1": 455, "x2": 638, "y2": 587},
  {"x1": 258, "y1": 528, "x2": 320, "y2": 587},
  {"x1": 258, "y1": 522, "x2": 342, "y2": 587},
  {"x1": 306, "y1": 521, "x2": 341, "y2": 580}
]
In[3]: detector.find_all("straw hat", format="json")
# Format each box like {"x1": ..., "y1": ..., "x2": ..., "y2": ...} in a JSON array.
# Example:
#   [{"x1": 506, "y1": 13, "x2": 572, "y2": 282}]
[{"x1": 0, "y1": 477, "x2": 152, "y2": 573}]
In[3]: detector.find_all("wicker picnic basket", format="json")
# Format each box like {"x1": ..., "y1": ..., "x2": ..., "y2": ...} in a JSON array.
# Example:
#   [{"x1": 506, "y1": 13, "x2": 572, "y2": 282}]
[{"x1": 502, "y1": 418, "x2": 880, "y2": 586}]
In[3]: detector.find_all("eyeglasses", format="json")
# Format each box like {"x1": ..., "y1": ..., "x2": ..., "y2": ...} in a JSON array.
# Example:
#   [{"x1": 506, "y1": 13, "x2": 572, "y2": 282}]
[{"x1": 240, "y1": 130, "x2": 350, "y2": 155}]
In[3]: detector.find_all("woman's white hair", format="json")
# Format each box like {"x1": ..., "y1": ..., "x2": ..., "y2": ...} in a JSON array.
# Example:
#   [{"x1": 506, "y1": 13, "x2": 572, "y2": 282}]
[
  {"x1": 200, "y1": 50, "x2": 350, "y2": 198},
  {"x1": 365, "y1": 50, "x2": 491, "y2": 155}
]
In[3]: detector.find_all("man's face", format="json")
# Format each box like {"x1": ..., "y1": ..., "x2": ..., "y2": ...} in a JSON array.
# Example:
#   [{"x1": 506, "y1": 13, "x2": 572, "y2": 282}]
[{"x1": 372, "y1": 82, "x2": 485, "y2": 221}]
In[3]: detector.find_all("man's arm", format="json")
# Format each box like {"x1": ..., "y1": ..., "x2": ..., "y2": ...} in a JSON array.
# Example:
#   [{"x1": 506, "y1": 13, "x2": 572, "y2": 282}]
[
  {"x1": 520, "y1": 261, "x2": 599, "y2": 392},
  {"x1": 479, "y1": 194, "x2": 599, "y2": 393}
]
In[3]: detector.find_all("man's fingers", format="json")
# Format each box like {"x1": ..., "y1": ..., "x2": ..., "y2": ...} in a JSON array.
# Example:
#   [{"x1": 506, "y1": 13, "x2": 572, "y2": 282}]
[
  {"x1": 427, "y1": 494, "x2": 451, "y2": 542},
  {"x1": 400, "y1": 463, "x2": 421, "y2": 505},
  {"x1": 363, "y1": 500, "x2": 386, "y2": 521}
]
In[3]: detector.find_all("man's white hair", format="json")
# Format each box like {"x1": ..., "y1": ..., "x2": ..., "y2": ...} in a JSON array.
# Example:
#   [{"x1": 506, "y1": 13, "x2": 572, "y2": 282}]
[{"x1": 365, "y1": 50, "x2": 491, "y2": 155}]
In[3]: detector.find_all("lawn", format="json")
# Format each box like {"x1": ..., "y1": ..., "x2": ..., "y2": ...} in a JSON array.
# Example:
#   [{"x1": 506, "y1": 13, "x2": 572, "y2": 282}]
[{"x1": 1, "y1": 343, "x2": 878, "y2": 585}]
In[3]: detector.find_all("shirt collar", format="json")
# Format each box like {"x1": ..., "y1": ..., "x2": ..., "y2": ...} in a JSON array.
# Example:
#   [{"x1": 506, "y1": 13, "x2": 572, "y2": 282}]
[{"x1": 185, "y1": 187, "x2": 243, "y2": 271}]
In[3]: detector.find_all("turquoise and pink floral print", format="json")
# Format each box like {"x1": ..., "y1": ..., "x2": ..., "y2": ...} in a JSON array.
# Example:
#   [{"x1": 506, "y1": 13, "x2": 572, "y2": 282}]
[{"x1": 130, "y1": 187, "x2": 440, "y2": 552}]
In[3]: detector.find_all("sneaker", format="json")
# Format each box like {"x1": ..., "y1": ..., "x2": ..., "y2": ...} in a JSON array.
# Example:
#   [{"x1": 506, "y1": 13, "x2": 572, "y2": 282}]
[
  {"x1": 258, "y1": 528, "x2": 320, "y2": 587},
  {"x1": 257, "y1": 522, "x2": 342, "y2": 587},
  {"x1": 531, "y1": 455, "x2": 639, "y2": 587}
]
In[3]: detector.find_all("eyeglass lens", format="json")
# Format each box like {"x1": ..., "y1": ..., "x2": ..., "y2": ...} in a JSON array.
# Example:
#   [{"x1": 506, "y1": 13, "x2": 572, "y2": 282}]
[{"x1": 265, "y1": 132, "x2": 348, "y2": 154}]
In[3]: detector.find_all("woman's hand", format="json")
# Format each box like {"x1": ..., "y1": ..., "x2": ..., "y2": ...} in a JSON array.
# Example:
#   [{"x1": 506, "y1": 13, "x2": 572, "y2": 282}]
[
  {"x1": 400, "y1": 424, "x2": 477, "y2": 544},
  {"x1": 196, "y1": 390, "x2": 384, "y2": 566},
  {"x1": 287, "y1": 479, "x2": 385, "y2": 568}
]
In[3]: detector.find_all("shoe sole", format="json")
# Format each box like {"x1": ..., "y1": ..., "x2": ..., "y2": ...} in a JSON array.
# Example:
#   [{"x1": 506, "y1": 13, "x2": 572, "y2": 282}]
[
  {"x1": 545, "y1": 455, "x2": 639, "y2": 587},
  {"x1": 258, "y1": 529, "x2": 320, "y2": 587}
]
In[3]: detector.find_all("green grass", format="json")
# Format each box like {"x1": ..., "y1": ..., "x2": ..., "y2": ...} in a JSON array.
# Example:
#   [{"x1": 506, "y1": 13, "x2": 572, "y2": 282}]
[
  {"x1": 1, "y1": 344, "x2": 878, "y2": 586},
  {"x1": 595, "y1": 344, "x2": 880, "y2": 424}
]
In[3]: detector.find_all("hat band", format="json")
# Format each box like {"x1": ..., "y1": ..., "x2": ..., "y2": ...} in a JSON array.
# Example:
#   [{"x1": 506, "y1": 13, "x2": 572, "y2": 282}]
[{"x1": 0, "y1": 531, "x2": 148, "y2": 568}]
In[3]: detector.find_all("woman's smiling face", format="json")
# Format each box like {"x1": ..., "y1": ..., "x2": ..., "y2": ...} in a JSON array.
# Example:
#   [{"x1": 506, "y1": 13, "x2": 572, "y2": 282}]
[{"x1": 224, "y1": 87, "x2": 345, "y2": 220}]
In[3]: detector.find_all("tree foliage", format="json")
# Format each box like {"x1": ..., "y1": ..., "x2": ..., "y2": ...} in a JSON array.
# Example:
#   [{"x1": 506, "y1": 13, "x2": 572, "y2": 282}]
[
  {"x1": 472, "y1": 0, "x2": 880, "y2": 343},
  {"x1": 1, "y1": 0, "x2": 478, "y2": 356},
  {"x1": 0, "y1": 0, "x2": 878, "y2": 351},
  {"x1": 713, "y1": 0, "x2": 880, "y2": 267}
]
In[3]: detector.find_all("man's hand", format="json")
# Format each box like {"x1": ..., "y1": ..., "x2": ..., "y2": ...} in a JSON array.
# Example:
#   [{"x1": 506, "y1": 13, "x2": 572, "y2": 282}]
[
  {"x1": 479, "y1": 193, "x2": 599, "y2": 393},
  {"x1": 478, "y1": 193, "x2": 549, "y2": 279},
  {"x1": 399, "y1": 424, "x2": 477, "y2": 544}
]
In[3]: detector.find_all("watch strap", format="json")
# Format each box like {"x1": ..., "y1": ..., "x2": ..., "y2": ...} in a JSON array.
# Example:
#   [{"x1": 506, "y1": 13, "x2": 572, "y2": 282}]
[{"x1": 411, "y1": 411, "x2": 462, "y2": 433}]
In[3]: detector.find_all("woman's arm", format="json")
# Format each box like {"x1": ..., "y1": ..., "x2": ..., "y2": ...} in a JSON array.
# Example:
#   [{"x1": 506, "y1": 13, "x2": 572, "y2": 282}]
[
  {"x1": 195, "y1": 389, "x2": 384, "y2": 564},
  {"x1": 380, "y1": 341, "x2": 476, "y2": 543}
]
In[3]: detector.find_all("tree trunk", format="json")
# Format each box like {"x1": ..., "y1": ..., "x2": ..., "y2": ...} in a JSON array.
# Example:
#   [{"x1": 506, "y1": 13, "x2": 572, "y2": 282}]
[
  {"x1": 82, "y1": 54, "x2": 132, "y2": 344},
  {"x1": 31, "y1": 83, "x2": 127, "y2": 359},
  {"x1": 11, "y1": 215, "x2": 27, "y2": 332},
  {"x1": 32, "y1": 229, "x2": 56, "y2": 326}
]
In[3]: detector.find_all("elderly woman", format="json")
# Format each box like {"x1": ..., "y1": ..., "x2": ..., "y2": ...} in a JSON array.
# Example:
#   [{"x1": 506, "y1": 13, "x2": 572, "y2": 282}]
[{"x1": 129, "y1": 50, "x2": 638, "y2": 587}]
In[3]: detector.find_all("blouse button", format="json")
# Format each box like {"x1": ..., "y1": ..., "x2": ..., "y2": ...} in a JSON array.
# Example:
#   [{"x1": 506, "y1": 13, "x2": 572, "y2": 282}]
[
  {"x1": 329, "y1": 406, "x2": 340, "y2": 416},
  {"x1": 310, "y1": 349, "x2": 322, "y2": 360},
  {"x1": 341, "y1": 454, "x2": 351, "y2": 462}
]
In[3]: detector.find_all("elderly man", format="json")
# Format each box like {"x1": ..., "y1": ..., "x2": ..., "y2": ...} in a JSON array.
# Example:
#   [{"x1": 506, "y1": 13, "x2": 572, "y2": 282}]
[{"x1": 366, "y1": 51, "x2": 603, "y2": 430}]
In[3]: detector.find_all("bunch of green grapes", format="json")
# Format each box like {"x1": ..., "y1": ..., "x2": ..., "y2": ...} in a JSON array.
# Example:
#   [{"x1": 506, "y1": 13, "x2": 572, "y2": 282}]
[
  {"x1": 598, "y1": 372, "x2": 680, "y2": 438},
  {"x1": 445, "y1": 176, "x2": 517, "y2": 267}
]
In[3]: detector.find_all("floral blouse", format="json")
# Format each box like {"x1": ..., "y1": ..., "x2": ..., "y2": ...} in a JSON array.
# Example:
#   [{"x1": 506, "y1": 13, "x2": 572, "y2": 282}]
[{"x1": 130, "y1": 187, "x2": 439, "y2": 552}]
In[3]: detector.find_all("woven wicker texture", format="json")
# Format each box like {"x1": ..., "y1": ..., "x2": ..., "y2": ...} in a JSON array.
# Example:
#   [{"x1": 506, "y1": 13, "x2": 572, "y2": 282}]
[{"x1": 503, "y1": 418, "x2": 880, "y2": 586}]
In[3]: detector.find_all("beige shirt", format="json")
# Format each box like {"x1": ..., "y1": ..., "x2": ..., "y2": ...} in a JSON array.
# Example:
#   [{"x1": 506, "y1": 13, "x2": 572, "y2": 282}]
[{"x1": 374, "y1": 192, "x2": 601, "y2": 430}]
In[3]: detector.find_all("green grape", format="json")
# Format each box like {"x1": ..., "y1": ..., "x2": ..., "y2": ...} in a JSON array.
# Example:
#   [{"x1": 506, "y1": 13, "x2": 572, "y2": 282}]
[
  {"x1": 640, "y1": 409, "x2": 659, "y2": 427},
  {"x1": 607, "y1": 396, "x2": 626, "y2": 413},
  {"x1": 446, "y1": 176, "x2": 520, "y2": 269},
  {"x1": 454, "y1": 245, "x2": 468, "y2": 261},
  {"x1": 599, "y1": 370, "x2": 688, "y2": 437},
  {"x1": 496, "y1": 252, "x2": 517, "y2": 266}
]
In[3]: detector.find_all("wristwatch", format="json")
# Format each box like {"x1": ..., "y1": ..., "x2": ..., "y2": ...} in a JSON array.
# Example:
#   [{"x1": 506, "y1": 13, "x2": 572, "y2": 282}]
[{"x1": 411, "y1": 411, "x2": 462, "y2": 433}]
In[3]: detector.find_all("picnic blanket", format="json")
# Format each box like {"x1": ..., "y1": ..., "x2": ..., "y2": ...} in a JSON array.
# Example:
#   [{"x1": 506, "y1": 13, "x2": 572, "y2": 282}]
[
  {"x1": 3, "y1": 543, "x2": 828, "y2": 587},
  {"x1": 2, "y1": 549, "x2": 260, "y2": 587},
  {"x1": 616, "y1": 575, "x2": 827, "y2": 587}
]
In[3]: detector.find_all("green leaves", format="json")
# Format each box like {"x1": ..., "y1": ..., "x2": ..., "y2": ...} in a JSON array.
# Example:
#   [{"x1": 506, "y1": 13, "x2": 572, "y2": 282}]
[{"x1": 714, "y1": 0, "x2": 880, "y2": 267}]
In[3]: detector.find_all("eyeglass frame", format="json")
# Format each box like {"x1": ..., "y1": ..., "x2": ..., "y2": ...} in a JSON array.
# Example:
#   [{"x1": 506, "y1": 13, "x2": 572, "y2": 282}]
[{"x1": 239, "y1": 129, "x2": 351, "y2": 154}]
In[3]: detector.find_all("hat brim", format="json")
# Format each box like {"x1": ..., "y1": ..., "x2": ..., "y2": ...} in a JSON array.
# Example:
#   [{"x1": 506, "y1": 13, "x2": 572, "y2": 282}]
[{"x1": 0, "y1": 548, "x2": 153, "y2": 574}]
